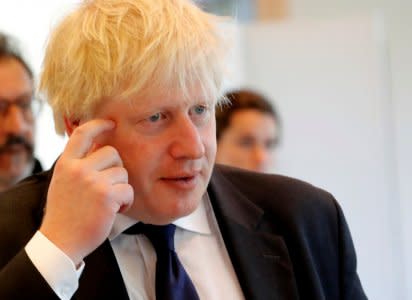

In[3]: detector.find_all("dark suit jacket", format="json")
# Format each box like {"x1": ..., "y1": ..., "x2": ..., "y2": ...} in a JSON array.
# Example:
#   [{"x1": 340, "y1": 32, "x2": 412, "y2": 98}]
[
  {"x1": 0, "y1": 164, "x2": 367, "y2": 300},
  {"x1": 31, "y1": 158, "x2": 43, "y2": 175}
]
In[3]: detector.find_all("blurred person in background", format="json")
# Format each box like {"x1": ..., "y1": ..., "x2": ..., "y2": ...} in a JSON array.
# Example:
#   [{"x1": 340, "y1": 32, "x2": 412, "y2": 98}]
[
  {"x1": 0, "y1": 32, "x2": 42, "y2": 192},
  {"x1": 216, "y1": 89, "x2": 280, "y2": 172}
]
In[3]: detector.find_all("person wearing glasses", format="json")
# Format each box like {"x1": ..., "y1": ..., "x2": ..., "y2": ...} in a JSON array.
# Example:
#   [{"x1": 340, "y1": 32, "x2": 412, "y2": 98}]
[{"x1": 0, "y1": 32, "x2": 42, "y2": 192}]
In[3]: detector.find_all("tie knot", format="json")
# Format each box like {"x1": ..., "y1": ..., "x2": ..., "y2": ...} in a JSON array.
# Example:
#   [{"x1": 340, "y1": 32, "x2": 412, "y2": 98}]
[
  {"x1": 124, "y1": 223, "x2": 176, "y2": 252},
  {"x1": 123, "y1": 222, "x2": 199, "y2": 300}
]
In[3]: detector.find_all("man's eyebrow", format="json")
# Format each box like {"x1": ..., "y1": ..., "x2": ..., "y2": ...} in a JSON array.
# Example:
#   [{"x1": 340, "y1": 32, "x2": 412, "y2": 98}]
[
  {"x1": 16, "y1": 92, "x2": 33, "y2": 99},
  {"x1": 0, "y1": 91, "x2": 33, "y2": 102}
]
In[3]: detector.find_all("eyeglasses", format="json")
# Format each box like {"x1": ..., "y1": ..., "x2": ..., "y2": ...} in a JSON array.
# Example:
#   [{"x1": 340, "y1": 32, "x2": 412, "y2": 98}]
[{"x1": 0, "y1": 96, "x2": 43, "y2": 121}]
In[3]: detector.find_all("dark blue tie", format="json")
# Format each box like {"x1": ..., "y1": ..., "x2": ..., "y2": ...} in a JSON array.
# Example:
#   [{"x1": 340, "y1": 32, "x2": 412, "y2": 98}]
[{"x1": 124, "y1": 223, "x2": 200, "y2": 300}]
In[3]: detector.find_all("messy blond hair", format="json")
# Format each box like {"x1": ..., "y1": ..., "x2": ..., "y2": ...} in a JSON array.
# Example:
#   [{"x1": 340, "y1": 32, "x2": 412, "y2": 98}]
[{"x1": 39, "y1": 0, "x2": 227, "y2": 135}]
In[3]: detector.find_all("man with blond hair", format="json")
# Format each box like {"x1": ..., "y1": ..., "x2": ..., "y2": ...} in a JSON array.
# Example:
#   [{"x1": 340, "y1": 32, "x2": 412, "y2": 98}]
[{"x1": 0, "y1": 0, "x2": 366, "y2": 299}]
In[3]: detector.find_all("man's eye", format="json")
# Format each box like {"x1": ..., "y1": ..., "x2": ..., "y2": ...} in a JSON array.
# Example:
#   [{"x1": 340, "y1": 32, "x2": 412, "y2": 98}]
[
  {"x1": 148, "y1": 113, "x2": 161, "y2": 122},
  {"x1": 265, "y1": 139, "x2": 278, "y2": 150},
  {"x1": 237, "y1": 137, "x2": 255, "y2": 148},
  {"x1": 189, "y1": 104, "x2": 211, "y2": 126},
  {"x1": 193, "y1": 105, "x2": 206, "y2": 115},
  {"x1": 19, "y1": 100, "x2": 31, "y2": 110},
  {"x1": 191, "y1": 105, "x2": 211, "y2": 119},
  {"x1": 0, "y1": 101, "x2": 8, "y2": 113}
]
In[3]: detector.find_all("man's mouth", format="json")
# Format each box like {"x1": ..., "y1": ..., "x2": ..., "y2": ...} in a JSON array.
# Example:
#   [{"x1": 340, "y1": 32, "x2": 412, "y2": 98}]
[
  {"x1": 0, "y1": 144, "x2": 26, "y2": 154},
  {"x1": 160, "y1": 173, "x2": 200, "y2": 189},
  {"x1": 163, "y1": 175, "x2": 196, "y2": 181},
  {"x1": 0, "y1": 135, "x2": 33, "y2": 155}
]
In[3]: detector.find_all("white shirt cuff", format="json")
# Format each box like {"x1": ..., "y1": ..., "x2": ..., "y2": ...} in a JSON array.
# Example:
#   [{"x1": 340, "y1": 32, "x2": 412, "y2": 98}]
[{"x1": 25, "y1": 231, "x2": 85, "y2": 300}]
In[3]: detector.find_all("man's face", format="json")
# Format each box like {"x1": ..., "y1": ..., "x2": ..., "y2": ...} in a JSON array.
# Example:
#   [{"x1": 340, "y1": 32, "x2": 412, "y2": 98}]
[
  {"x1": 92, "y1": 88, "x2": 217, "y2": 224},
  {"x1": 0, "y1": 59, "x2": 34, "y2": 189},
  {"x1": 216, "y1": 109, "x2": 279, "y2": 173}
]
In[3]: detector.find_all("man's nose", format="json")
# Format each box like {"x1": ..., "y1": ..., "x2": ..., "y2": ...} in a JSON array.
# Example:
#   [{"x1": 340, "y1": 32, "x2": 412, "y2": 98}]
[
  {"x1": 253, "y1": 146, "x2": 269, "y2": 171},
  {"x1": 2, "y1": 105, "x2": 29, "y2": 135},
  {"x1": 169, "y1": 116, "x2": 205, "y2": 160}
]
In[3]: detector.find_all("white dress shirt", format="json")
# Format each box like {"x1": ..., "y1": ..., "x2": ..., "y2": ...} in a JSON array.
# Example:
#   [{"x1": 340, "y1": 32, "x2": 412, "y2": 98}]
[{"x1": 26, "y1": 193, "x2": 245, "y2": 300}]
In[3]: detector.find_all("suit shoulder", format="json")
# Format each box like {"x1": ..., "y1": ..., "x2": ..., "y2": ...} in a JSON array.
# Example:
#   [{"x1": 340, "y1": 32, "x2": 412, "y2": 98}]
[
  {"x1": 212, "y1": 164, "x2": 338, "y2": 216},
  {"x1": 0, "y1": 170, "x2": 50, "y2": 210},
  {"x1": 0, "y1": 170, "x2": 51, "y2": 237},
  {"x1": 0, "y1": 170, "x2": 52, "y2": 269}
]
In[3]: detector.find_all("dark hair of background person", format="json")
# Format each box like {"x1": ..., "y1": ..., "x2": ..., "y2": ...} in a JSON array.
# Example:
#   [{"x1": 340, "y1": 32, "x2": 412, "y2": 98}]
[
  {"x1": 0, "y1": 33, "x2": 33, "y2": 80},
  {"x1": 216, "y1": 89, "x2": 281, "y2": 141}
]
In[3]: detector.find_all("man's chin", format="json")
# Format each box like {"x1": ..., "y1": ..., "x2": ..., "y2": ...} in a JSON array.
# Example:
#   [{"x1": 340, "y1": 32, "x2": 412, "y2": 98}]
[
  {"x1": 0, "y1": 170, "x2": 24, "y2": 190},
  {"x1": 14, "y1": 151, "x2": 33, "y2": 165},
  {"x1": 0, "y1": 152, "x2": 34, "y2": 182}
]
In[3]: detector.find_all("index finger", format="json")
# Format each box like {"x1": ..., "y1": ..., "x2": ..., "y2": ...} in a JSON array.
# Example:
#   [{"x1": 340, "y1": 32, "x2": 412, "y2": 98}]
[{"x1": 63, "y1": 119, "x2": 115, "y2": 159}]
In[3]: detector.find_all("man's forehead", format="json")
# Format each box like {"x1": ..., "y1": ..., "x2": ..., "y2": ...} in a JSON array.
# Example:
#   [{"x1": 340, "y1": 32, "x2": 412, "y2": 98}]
[
  {"x1": 124, "y1": 86, "x2": 216, "y2": 108},
  {"x1": 0, "y1": 59, "x2": 33, "y2": 98}
]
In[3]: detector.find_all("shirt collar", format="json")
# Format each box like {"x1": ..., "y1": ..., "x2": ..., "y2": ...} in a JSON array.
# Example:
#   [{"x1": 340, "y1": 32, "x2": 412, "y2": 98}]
[
  {"x1": 109, "y1": 193, "x2": 212, "y2": 241},
  {"x1": 174, "y1": 193, "x2": 212, "y2": 235}
]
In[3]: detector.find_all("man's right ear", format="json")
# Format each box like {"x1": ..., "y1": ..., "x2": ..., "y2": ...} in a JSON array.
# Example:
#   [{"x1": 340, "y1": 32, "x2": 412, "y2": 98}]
[{"x1": 64, "y1": 117, "x2": 80, "y2": 136}]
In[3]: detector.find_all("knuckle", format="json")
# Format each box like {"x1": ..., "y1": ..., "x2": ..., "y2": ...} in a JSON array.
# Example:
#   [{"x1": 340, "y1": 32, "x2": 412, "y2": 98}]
[
  {"x1": 95, "y1": 184, "x2": 112, "y2": 200},
  {"x1": 72, "y1": 125, "x2": 87, "y2": 138},
  {"x1": 107, "y1": 145, "x2": 118, "y2": 154},
  {"x1": 119, "y1": 167, "x2": 128, "y2": 181},
  {"x1": 103, "y1": 145, "x2": 122, "y2": 162},
  {"x1": 70, "y1": 162, "x2": 88, "y2": 178},
  {"x1": 124, "y1": 184, "x2": 134, "y2": 200},
  {"x1": 103, "y1": 145, "x2": 117, "y2": 155},
  {"x1": 116, "y1": 183, "x2": 133, "y2": 200}
]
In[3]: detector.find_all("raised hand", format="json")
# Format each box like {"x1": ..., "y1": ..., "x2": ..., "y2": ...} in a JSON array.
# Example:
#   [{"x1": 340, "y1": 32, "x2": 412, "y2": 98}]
[{"x1": 40, "y1": 119, "x2": 134, "y2": 266}]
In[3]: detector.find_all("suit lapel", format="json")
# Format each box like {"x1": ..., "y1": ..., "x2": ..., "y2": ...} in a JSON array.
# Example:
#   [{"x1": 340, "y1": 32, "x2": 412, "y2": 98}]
[
  {"x1": 74, "y1": 240, "x2": 129, "y2": 300},
  {"x1": 208, "y1": 168, "x2": 299, "y2": 300}
]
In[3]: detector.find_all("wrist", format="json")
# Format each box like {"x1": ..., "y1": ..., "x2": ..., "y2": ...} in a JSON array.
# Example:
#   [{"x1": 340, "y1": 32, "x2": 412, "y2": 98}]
[{"x1": 39, "y1": 226, "x2": 84, "y2": 266}]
